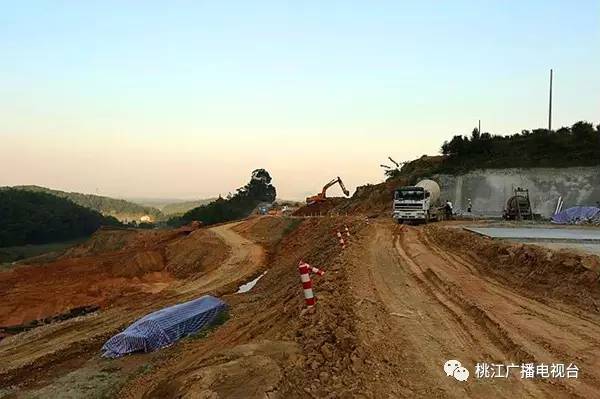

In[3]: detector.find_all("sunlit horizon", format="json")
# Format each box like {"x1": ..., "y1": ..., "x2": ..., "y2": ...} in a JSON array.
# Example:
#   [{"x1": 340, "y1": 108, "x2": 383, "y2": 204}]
[{"x1": 2, "y1": 1, "x2": 598, "y2": 200}]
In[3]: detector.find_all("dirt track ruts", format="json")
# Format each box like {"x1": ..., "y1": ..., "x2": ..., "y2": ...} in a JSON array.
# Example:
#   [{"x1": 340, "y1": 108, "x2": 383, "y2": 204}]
[{"x1": 350, "y1": 220, "x2": 600, "y2": 398}]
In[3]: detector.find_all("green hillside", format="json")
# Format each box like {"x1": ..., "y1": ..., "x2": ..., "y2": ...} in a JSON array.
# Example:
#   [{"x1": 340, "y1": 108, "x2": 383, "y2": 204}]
[
  {"x1": 3, "y1": 185, "x2": 162, "y2": 222},
  {"x1": 0, "y1": 189, "x2": 121, "y2": 247},
  {"x1": 439, "y1": 121, "x2": 600, "y2": 172},
  {"x1": 161, "y1": 198, "x2": 218, "y2": 216},
  {"x1": 384, "y1": 121, "x2": 600, "y2": 180},
  {"x1": 169, "y1": 169, "x2": 276, "y2": 227}
]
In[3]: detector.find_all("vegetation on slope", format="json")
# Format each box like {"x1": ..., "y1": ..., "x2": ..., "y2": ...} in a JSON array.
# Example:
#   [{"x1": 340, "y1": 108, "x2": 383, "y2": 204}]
[
  {"x1": 161, "y1": 198, "x2": 218, "y2": 216},
  {"x1": 3, "y1": 185, "x2": 162, "y2": 221},
  {"x1": 332, "y1": 121, "x2": 600, "y2": 217},
  {"x1": 0, "y1": 189, "x2": 121, "y2": 247},
  {"x1": 439, "y1": 121, "x2": 600, "y2": 173},
  {"x1": 382, "y1": 121, "x2": 600, "y2": 180},
  {"x1": 168, "y1": 169, "x2": 276, "y2": 227}
]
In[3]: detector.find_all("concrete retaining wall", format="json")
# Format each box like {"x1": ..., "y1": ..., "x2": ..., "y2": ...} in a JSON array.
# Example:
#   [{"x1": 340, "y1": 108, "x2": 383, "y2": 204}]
[{"x1": 434, "y1": 167, "x2": 600, "y2": 218}]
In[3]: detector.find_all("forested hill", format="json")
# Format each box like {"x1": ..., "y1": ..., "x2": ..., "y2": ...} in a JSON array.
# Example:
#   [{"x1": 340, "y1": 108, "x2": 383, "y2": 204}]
[
  {"x1": 161, "y1": 198, "x2": 218, "y2": 216},
  {"x1": 384, "y1": 121, "x2": 600, "y2": 181},
  {"x1": 0, "y1": 189, "x2": 121, "y2": 247},
  {"x1": 439, "y1": 121, "x2": 600, "y2": 172},
  {"x1": 169, "y1": 169, "x2": 276, "y2": 226},
  {"x1": 3, "y1": 185, "x2": 162, "y2": 222}
]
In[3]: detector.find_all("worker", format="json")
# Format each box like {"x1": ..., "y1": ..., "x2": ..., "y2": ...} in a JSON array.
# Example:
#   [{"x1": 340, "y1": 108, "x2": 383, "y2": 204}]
[
  {"x1": 467, "y1": 198, "x2": 472, "y2": 213},
  {"x1": 445, "y1": 200, "x2": 453, "y2": 220}
]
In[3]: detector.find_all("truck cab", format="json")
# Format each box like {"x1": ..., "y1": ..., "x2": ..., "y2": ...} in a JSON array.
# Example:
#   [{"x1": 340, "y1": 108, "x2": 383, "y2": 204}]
[
  {"x1": 393, "y1": 186, "x2": 427, "y2": 222},
  {"x1": 393, "y1": 182, "x2": 440, "y2": 224}
]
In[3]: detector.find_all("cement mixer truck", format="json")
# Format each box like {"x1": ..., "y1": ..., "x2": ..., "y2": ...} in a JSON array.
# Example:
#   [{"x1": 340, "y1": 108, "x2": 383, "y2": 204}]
[{"x1": 392, "y1": 179, "x2": 441, "y2": 224}]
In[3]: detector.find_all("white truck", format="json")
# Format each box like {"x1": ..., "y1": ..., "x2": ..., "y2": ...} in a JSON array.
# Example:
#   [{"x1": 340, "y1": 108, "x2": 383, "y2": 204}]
[{"x1": 392, "y1": 179, "x2": 441, "y2": 224}]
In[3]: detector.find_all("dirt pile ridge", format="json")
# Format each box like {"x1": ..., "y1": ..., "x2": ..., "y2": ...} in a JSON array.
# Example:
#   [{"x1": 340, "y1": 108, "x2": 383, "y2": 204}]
[
  {"x1": 292, "y1": 198, "x2": 348, "y2": 217},
  {"x1": 5, "y1": 215, "x2": 600, "y2": 397},
  {"x1": 427, "y1": 225, "x2": 600, "y2": 312},
  {"x1": 0, "y1": 226, "x2": 227, "y2": 327},
  {"x1": 120, "y1": 216, "x2": 374, "y2": 398},
  {"x1": 232, "y1": 215, "x2": 300, "y2": 247}
]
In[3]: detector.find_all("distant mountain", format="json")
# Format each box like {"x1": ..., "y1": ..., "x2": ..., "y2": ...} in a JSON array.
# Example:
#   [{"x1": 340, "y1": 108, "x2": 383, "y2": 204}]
[
  {"x1": 3, "y1": 186, "x2": 162, "y2": 222},
  {"x1": 0, "y1": 189, "x2": 121, "y2": 247}
]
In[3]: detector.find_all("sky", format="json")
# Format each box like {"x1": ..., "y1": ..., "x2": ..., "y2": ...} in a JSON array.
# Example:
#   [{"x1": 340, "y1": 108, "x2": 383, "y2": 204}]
[{"x1": 1, "y1": 1, "x2": 599, "y2": 201}]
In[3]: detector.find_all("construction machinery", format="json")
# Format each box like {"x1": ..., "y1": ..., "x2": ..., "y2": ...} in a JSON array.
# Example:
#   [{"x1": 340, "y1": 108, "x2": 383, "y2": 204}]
[
  {"x1": 380, "y1": 157, "x2": 407, "y2": 177},
  {"x1": 392, "y1": 179, "x2": 441, "y2": 224},
  {"x1": 502, "y1": 187, "x2": 532, "y2": 220},
  {"x1": 306, "y1": 177, "x2": 350, "y2": 205}
]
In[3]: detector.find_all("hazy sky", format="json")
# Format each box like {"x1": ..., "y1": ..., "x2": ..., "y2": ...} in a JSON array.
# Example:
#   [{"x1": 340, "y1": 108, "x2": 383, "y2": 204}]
[{"x1": 1, "y1": 1, "x2": 599, "y2": 200}]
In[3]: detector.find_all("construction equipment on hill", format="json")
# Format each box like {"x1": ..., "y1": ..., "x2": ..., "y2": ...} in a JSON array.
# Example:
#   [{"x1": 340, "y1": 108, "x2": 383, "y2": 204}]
[
  {"x1": 392, "y1": 179, "x2": 441, "y2": 224},
  {"x1": 306, "y1": 177, "x2": 350, "y2": 205},
  {"x1": 380, "y1": 157, "x2": 408, "y2": 175},
  {"x1": 503, "y1": 187, "x2": 533, "y2": 220}
]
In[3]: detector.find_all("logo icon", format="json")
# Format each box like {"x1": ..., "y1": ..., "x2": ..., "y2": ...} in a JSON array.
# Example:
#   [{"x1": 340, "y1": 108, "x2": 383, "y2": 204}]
[{"x1": 444, "y1": 359, "x2": 469, "y2": 381}]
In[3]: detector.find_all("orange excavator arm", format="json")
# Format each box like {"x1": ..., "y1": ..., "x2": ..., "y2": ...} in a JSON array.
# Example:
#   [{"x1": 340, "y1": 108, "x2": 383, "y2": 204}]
[{"x1": 307, "y1": 177, "x2": 350, "y2": 204}]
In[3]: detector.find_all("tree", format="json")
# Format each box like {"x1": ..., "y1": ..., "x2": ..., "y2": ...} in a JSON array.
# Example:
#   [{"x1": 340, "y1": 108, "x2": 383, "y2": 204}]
[
  {"x1": 436, "y1": 121, "x2": 600, "y2": 171},
  {"x1": 169, "y1": 169, "x2": 277, "y2": 227},
  {"x1": 0, "y1": 189, "x2": 121, "y2": 247}
]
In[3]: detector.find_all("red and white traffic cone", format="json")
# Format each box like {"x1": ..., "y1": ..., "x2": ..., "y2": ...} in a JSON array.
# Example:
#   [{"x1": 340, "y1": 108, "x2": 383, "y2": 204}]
[
  {"x1": 298, "y1": 261, "x2": 325, "y2": 307},
  {"x1": 345, "y1": 225, "x2": 351, "y2": 237}
]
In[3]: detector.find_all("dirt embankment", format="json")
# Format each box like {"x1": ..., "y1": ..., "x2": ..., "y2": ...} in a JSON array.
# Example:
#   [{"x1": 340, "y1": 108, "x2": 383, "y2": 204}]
[
  {"x1": 120, "y1": 216, "x2": 372, "y2": 398},
  {"x1": 0, "y1": 226, "x2": 228, "y2": 327},
  {"x1": 292, "y1": 198, "x2": 348, "y2": 217},
  {"x1": 427, "y1": 225, "x2": 600, "y2": 312},
  {"x1": 346, "y1": 220, "x2": 600, "y2": 398},
  {"x1": 5, "y1": 215, "x2": 600, "y2": 398}
]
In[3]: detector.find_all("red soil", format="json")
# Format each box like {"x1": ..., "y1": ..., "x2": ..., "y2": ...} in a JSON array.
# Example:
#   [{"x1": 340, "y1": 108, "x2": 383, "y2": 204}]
[{"x1": 0, "y1": 226, "x2": 227, "y2": 327}]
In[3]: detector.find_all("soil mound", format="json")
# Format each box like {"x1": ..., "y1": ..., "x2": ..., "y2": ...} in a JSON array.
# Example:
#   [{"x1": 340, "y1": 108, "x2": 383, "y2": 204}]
[
  {"x1": 121, "y1": 216, "x2": 373, "y2": 398},
  {"x1": 427, "y1": 225, "x2": 600, "y2": 312},
  {"x1": 232, "y1": 215, "x2": 301, "y2": 247},
  {"x1": 292, "y1": 198, "x2": 348, "y2": 216},
  {"x1": 0, "y1": 227, "x2": 228, "y2": 326}
]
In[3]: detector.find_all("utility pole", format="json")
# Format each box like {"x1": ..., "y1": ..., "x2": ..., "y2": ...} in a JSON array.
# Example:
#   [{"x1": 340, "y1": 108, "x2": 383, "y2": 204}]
[
  {"x1": 548, "y1": 69, "x2": 553, "y2": 131},
  {"x1": 478, "y1": 119, "x2": 481, "y2": 134}
]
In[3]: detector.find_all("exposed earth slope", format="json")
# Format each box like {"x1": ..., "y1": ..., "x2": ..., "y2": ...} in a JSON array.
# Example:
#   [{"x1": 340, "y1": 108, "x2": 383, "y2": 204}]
[{"x1": 1, "y1": 216, "x2": 599, "y2": 398}]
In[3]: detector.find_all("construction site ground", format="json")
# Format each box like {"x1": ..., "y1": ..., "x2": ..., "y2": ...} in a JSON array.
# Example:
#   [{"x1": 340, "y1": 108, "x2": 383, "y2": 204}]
[{"x1": 1, "y1": 215, "x2": 600, "y2": 398}]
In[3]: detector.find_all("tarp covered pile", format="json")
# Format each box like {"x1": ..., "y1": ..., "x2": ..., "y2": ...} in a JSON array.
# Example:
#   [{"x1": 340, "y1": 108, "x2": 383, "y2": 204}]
[
  {"x1": 102, "y1": 295, "x2": 228, "y2": 358},
  {"x1": 551, "y1": 206, "x2": 600, "y2": 225}
]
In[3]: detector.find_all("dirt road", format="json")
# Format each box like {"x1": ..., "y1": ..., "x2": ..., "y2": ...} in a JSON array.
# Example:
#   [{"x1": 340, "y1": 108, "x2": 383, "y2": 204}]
[
  {"x1": 351, "y1": 220, "x2": 600, "y2": 398},
  {"x1": 175, "y1": 221, "x2": 265, "y2": 296}
]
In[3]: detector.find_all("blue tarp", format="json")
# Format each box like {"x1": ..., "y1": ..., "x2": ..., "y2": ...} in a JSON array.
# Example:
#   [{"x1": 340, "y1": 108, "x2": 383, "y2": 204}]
[
  {"x1": 552, "y1": 206, "x2": 600, "y2": 225},
  {"x1": 102, "y1": 295, "x2": 228, "y2": 358}
]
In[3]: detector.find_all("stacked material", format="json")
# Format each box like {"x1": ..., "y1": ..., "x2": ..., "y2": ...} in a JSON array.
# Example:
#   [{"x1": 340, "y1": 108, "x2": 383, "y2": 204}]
[
  {"x1": 552, "y1": 207, "x2": 600, "y2": 225},
  {"x1": 102, "y1": 295, "x2": 228, "y2": 358}
]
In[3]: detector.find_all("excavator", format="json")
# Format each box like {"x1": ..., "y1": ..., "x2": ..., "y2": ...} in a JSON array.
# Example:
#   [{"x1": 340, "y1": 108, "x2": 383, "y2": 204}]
[{"x1": 306, "y1": 176, "x2": 350, "y2": 205}]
